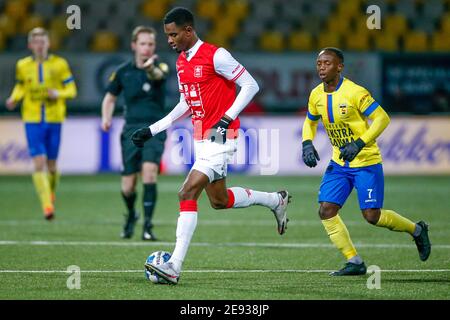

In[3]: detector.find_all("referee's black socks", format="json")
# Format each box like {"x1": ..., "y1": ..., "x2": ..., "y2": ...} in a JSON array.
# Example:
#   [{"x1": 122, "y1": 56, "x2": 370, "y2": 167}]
[
  {"x1": 121, "y1": 191, "x2": 137, "y2": 216},
  {"x1": 143, "y1": 183, "x2": 157, "y2": 230}
]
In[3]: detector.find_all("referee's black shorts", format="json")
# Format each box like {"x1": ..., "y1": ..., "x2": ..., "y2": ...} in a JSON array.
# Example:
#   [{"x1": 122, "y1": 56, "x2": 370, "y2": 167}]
[{"x1": 120, "y1": 124, "x2": 167, "y2": 175}]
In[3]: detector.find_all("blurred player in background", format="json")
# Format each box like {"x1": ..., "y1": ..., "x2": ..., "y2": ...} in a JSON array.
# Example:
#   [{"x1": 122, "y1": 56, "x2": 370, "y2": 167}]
[
  {"x1": 302, "y1": 47, "x2": 431, "y2": 276},
  {"x1": 101, "y1": 26, "x2": 169, "y2": 241},
  {"x1": 5, "y1": 27, "x2": 77, "y2": 220},
  {"x1": 132, "y1": 7, "x2": 291, "y2": 284}
]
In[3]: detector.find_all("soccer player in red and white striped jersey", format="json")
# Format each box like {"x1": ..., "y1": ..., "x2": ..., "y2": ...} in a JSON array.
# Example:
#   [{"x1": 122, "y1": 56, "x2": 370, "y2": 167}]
[{"x1": 132, "y1": 7, "x2": 291, "y2": 284}]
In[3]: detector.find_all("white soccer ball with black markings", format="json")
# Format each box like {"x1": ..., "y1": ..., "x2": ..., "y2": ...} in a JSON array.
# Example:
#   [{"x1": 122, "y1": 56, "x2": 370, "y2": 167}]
[{"x1": 144, "y1": 251, "x2": 171, "y2": 284}]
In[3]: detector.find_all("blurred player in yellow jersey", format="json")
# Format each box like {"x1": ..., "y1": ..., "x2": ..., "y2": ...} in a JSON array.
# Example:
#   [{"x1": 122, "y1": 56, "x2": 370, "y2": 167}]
[
  {"x1": 302, "y1": 48, "x2": 431, "y2": 276},
  {"x1": 5, "y1": 27, "x2": 77, "y2": 220}
]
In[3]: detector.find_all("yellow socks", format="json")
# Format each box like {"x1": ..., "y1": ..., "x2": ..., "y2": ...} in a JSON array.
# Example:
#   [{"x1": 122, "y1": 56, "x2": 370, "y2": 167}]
[
  {"x1": 321, "y1": 214, "x2": 358, "y2": 260},
  {"x1": 48, "y1": 171, "x2": 60, "y2": 202},
  {"x1": 376, "y1": 209, "x2": 416, "y2": 235},
  {"x1": 32, "y1": 172, "x2": 54, "y2": 215}
]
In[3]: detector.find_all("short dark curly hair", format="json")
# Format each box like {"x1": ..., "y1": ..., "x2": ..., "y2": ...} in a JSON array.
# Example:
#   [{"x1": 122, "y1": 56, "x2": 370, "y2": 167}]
[
  {"x1": 163, "y1": 7, "x2": 195, "y2": 28},
  {"x1": 320, "y1": 47, "x2": 344, "y2": 63}
]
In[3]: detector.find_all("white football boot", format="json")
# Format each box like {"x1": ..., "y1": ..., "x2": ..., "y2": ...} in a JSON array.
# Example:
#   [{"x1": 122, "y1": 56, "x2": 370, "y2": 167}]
[
  {"x1": 145, "y1": 262, "x2": 180, "y2": 285},
  {"x1": 272, "y1": 190, "x2": 291, "y2": 235}
]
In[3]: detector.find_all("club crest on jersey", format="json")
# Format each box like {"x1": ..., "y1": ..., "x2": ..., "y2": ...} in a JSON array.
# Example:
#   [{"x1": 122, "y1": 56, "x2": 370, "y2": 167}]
[
  {"x1": 194, "y1": 65, "x2": 203, "y2": 78},
  {"x1": 339, "y1": 103, "x2": 348, "y2": 116},
  {"x1": 142, "y1": 82, "x2": 151, "y2": 92}
]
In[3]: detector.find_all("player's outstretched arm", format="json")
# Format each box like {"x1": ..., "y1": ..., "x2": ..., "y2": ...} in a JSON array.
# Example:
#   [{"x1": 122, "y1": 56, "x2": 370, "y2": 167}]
[
  {"x1": 6, "y1": 83, "x2": 25, "y2": 110},
  {"x1": 50, "y1": 80, "x2": 77, "y2": 100},
  {"x1": 7, "y1": 62, "x2": 25, "y2": 110},
  {"x1": 101, "y1": 92, "x2": 117, "y2": 132},
  {"x1": 212, "y1": 47, "x2": 260, "y2": 121},
  {"x1": 360, "y1": 106, "x2": 390, "y2": 145},
  {"x1": 54, "y1": 60, "x2": 77, "y2": 99},
  {"x1": 301, "y1": 111, "x2": 320, "y2": 167},
  {"x1": 224, "y1": 70, "x2": 259, "y2": 120},
  {"x1": 131, "y1": 99, "x2": 190, "y2": 148},
  {"x1": 339, "y1": 105, "x2": 390, "y2": 162}
]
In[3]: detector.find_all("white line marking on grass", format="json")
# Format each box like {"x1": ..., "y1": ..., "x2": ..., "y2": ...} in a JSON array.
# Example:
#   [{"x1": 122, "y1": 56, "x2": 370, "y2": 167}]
[
  {"x1": 1, "y1": 269, "x2": 450, "y2": 274},
  {"x1": 0, "y1": 240, "x2": 449, "y2": 249},
  {"x1": 0, "y1": 219, "x2": 370, "y2": 226}
]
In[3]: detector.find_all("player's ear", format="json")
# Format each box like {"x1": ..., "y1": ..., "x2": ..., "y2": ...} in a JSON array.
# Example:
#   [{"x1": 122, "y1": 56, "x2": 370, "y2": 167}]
[
  {"x1": 337, "y1": 62, "x2": 344, "y2": 73},
  {"x1": 131, "y1": 41, "x2": 136, "y2": 52},
  {"x1": 185, "y1": 25, "x2": 193, "y2": 35}
]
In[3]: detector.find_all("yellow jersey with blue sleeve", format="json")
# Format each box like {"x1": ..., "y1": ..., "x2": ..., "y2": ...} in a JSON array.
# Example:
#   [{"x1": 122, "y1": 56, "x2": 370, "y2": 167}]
[
  {"x1": 302, "y1": 77, "x2": 390, "y2": 168},
  {"x1": 10, "y1": 54, "x2": 77, "y2": 123}
]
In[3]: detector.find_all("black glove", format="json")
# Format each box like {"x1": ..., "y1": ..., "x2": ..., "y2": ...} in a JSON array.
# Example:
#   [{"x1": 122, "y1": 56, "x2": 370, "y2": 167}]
[
  {"x1": 339, "y1": 138, "x2": 365, "y2": 162},
  {"x1": 302, "y1": 140, "x2": 320, "y2": 168},
  {"x1": 208, "y1": 116, "x2": 231, "y2": 144},
  {"x1": 131, "y1": 127, "x2": 153, "y2": 148}
]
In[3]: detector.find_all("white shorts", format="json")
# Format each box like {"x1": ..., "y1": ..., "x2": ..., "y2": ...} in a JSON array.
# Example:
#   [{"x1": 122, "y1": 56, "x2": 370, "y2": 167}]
[{"x1": 191, "y1": 139, "x2": 238, "y2": 182}]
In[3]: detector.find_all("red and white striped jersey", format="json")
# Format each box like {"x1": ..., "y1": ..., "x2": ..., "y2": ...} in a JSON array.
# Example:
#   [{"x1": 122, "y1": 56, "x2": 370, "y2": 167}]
[{"x1": 176, "y1": 40, "x2": 246, "y2": 140}]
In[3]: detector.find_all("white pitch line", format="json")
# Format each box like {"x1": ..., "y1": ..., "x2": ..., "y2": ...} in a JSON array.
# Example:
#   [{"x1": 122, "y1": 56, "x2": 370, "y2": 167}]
[
  {"x1": 1, "y1": 269, "x2": 450, "y2": 274},
  {"x1": 0, "y1": 240, "x2": 449, "y2": 249},
  {"x1": 0, "y1": 219, "x2": 366, "y2": 226}
]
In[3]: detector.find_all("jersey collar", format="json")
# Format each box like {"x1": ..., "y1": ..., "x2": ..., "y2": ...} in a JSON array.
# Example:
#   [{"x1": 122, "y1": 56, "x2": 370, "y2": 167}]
[
  {"x1": 184, "y1": 39, "x2": 203, "y2": 61},
  {"x1": 32, "y1": 54, "x2": 51, "y2": 62},
  {"x1": 323, "y1": 76, "x2": 344, "y2": 93}
]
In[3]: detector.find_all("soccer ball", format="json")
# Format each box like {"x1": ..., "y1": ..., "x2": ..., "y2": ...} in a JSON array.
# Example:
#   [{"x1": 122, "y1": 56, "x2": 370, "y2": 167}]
[{"x1": 144, "y1": 251, "x2": 171, "y2": 284}]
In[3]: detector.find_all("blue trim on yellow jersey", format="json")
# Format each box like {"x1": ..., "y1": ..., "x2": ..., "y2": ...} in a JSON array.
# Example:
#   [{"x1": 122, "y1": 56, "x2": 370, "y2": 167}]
[
  {"x1": 307, "y1": 111, "x2": 321, "y2": 121},
  {"x1": 335, "y1": 76, "x2": 344, "y2": 91},
  {"x1": 327, "y1": 94, "x2": 334, "y2": 123},
  {"x1": 38, "y1": 63, "x2": 43, "y2": 82},
  {"x1": 363, "y1": 101, "x2": 380, "y2": 117},
  {"x1": 62, "y1": 76, "x2": 74, "y2": 84},
  {"x1": 38, "y1": 63, "x2": 45, "y2": 123}
]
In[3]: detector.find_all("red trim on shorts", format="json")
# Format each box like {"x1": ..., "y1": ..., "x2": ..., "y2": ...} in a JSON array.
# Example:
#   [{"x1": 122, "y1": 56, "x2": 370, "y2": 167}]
[
  {"x1": 226, "y1": 189, "x2": 235, "y2": 208},
  {"x1": 180, "y1": 200, "x2": 198, "y2": 212}
]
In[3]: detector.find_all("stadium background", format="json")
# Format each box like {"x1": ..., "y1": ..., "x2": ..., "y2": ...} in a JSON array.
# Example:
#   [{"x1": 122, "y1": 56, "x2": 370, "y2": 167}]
[
  {"x1": 0, "y1": 0, "x2": 450, "y2": 302},
  {"x1": 0, "y1": 0, "x2": 449, "y2": 176}
]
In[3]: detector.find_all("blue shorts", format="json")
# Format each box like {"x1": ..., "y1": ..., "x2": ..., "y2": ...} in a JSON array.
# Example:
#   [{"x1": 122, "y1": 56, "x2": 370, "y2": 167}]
[
  {"x1": 24, "y1": 122, "x2": 62, "y2": 160},
  {"x1": 318, "y1": 160, "x2": 384, "y2": 210}
]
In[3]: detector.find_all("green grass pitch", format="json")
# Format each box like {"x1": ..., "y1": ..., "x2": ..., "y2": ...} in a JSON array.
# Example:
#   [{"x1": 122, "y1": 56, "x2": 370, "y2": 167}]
[{"x1": 0, "y1": 174, "x2": 449, "y2": 300}]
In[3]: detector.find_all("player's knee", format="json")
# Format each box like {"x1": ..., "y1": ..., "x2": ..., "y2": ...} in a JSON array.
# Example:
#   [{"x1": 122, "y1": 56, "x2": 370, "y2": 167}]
[
  {"x1": 121, "y1": 186, "x2": 135, "y2": 196},
  {"x1": 121, "y1": 181, "x2": 136, "y2": 195},
  {"x1": 178, "y1": 188, "x2": 195, "y2": 201},
  {"x1": 209, "y1": 198, "x2": 228, "y2": 210},
  {"x1": 33, "y1": 157, "x2": 46, "y2": 171},
  {"x1": 362, "y1": 209, "x2": 381, "y2": 225},
  {"x1": 318, "y1": 203, "x2": 339, "y2": 219}
]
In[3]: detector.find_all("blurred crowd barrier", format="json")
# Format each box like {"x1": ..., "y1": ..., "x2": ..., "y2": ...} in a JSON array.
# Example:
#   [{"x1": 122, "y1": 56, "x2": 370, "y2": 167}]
[
  {"x1": 1, "y1": 115, "x2": 449, "y2": 175},
  {"x1": 1, "y1": 52, "x2": 449, "y2": 114}
]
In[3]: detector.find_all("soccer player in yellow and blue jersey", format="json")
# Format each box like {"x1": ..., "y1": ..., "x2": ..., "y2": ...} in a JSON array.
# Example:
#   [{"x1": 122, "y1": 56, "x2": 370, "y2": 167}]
[
  {"x1": 302, "y1": 48, "x2": 431, "y2": 276},
  {"x1": 6, "y1": 27, "x2": 77, "y2": 220}
]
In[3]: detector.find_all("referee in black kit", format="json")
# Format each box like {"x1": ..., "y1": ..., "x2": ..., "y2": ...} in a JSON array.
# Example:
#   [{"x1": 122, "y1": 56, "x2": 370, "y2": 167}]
[{"x1": 101, "y1": 26, "x2": 169, "y2": 241}]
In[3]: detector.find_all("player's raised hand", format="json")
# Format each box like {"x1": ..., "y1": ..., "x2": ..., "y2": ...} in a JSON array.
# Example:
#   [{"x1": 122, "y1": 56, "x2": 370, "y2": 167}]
[
  {"x1": 5, "y1": 97, "x2": 17, "y2": 110},
  {"x1": 101, "y1": 117, "x2": 112, "y2": 132},
  {"x1": 339, "y1": 138, "x2": 365, "y2": 162},
  {"x1": 208, "y1": 116, "x2": 230, "y2": 144},
  {"x1": 131, "y1": 127, "x2": 153, "y2": 148},
  {"x1": 302, "y1": 140, "x2": 320, "y2": 168},
  {"x1": 142, "y1": 54, "x2": 159, "y2": 71},
  {"x1": 47, "y1": 89, "x2": 59, "y2": 100}
]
